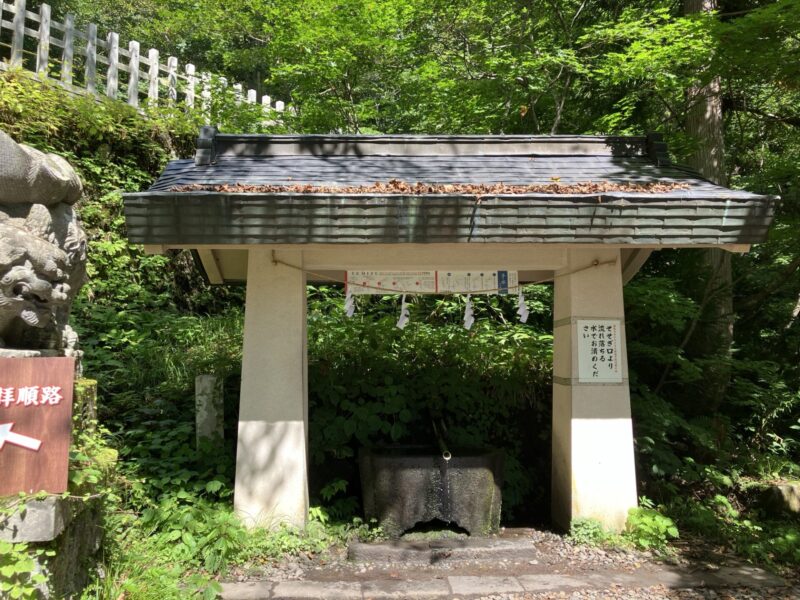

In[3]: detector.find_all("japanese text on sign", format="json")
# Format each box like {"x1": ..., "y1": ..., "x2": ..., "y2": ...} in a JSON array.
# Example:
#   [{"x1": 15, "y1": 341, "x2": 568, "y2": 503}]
[
  {"x1": 577, "y1": 319, "x2": 623, "y2": 383},
  {"x1": 1, "y1": 386, "x2": 63, "y2": 407},
  {"x1": 346, "y1": 270, "x2": 519, "y2": 295}
]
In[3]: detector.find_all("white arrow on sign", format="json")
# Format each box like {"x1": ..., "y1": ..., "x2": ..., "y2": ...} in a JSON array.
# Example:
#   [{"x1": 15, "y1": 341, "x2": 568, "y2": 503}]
[{"x1": 0, "y1": 422, "x2": 42, "y2": 451}]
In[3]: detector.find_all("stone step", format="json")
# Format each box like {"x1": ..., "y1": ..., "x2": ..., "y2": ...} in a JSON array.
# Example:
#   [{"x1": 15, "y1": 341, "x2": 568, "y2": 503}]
[
  {"x1": 220, "y1": 566, "x2": 791, "y2": 600},
  {"x1": 347, "y1": 537, "x2": 538, "y2": 564}
]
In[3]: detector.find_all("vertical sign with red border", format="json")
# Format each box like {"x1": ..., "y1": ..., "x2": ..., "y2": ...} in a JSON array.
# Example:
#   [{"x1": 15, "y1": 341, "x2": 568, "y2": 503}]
[{"x1": 0, "y1": 357, "x2": 75, "y2": 496}]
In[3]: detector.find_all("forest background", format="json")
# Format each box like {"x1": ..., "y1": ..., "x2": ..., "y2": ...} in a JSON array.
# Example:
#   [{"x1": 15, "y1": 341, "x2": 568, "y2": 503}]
[{"x1": 0, "y1": 0, "x2": 799, "y2": 597}]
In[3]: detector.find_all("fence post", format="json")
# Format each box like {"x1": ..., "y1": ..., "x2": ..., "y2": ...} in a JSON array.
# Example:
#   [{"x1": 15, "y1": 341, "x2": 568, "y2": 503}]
[
  {"x1": 167, "y1": 56, "x2": 178, "y2": 103},
  {"x1": 127, "y1": 40, "x2": 140, "y2": 107},
  {"x1": 61, "y1": 13, "x2": 74, "y2": 84},
  {"x1": 85, "y1": 23, "x2": 97, "y2": 94},
  {"x1": 36, "y1": 3, "x2": 51, "y2": 75},
  {"x1": 10, "y1": 0, "x2": 26, "y2": 68},
  {"x1": 185, "y1": 63, "x2": 196, "y2": 108},
  {"x1": 106, "y1": 32, "x2": 119, "y2": 99},
  {"x1": 147, "y1": 48, "x2": 159, "y2": 104}
]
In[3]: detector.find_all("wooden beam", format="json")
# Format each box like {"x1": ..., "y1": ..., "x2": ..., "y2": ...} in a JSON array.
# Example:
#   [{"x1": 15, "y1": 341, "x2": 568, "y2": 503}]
[{"x1": 197, "y1": 249, "x2": 223, "y2": 284}]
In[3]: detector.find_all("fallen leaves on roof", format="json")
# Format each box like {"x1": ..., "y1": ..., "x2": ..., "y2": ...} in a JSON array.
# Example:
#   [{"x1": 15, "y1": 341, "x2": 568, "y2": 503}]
[{"x1": 169, "y1": 179, "x2": 690, "y2": 195}]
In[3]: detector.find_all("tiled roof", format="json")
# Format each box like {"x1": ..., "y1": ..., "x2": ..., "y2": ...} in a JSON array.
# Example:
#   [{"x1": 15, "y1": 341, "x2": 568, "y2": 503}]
[{"x1": 123, "y1": 130, "x2": 776, "y2": 247}]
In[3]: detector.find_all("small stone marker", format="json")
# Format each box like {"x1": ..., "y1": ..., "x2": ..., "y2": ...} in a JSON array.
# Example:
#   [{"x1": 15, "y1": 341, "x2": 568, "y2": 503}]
[
  {"x1": 0, "y1": 357, "x2": 75, "y2": 496},
  {"x1": 195, "y1": 374, "x2": 224, "y2": 448}
]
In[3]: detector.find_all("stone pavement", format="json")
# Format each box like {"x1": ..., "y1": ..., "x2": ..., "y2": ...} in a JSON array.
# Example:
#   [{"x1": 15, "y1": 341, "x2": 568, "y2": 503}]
[
  {"x1": 221, "y1": 564, "x2": 792, "y2": 599},
  {"x1": 221, "y1": 533, "x2": 795, "y2": 600}
]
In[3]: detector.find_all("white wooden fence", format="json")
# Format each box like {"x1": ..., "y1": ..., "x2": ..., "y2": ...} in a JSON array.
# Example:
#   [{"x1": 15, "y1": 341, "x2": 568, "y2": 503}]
[{"x1": 0, "y1": 0, "x2": 285, "y2": 114}]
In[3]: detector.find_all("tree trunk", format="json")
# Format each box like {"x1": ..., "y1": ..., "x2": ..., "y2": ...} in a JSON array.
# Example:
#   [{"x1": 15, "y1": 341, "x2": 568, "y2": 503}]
[{"x1": 683, "y1": 0, "x2": 734, "y2": 412}]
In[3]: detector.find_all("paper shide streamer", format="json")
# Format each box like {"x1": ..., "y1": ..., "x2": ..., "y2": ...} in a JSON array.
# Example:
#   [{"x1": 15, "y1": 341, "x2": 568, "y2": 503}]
[
  {"x1": 517, "y1": 290, "x2": 529, "y2": 323},
  {"x1": 463, "y1": 294, "x2": 475, "y2": 330},
  {"x1": 344, "y1": 287, "x2": 355, "y2": 317},
  {"x1": 396, "y1": 294, "x2": 410, "y2": 330}
]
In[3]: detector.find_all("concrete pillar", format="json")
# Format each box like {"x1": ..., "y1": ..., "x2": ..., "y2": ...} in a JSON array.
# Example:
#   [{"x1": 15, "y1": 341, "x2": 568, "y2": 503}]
[
  {"x1": 234, "y1": 249, "x2": 309, "y2": 528},
  {"x1": 195, "y1": 374, "x2": 224, "y2": 448},
  {"x1": 551, "y1": 248, "x2": 638, "y2": 532}
]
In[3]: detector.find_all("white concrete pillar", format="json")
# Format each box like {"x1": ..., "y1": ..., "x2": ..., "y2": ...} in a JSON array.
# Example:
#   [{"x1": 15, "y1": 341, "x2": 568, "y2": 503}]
[
  {"x1": 551, "y1": 248, "x2": 638, "y2": 532},
  {"x1": 234, "y1": 249, "x2": 309, "y2": 528}
]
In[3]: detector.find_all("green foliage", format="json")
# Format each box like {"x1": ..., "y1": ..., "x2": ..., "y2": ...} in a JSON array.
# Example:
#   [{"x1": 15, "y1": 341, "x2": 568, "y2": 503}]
[
  {"x1": 0, "y1": 541, "x2": 52, "y2": 600},
  {"x1": 625, "y1": 500, "x2": 679, "y2": 552},
  {"x1": 569, "y1": 501, "x2": 679, "y2": 553},
  {"x1": 568, "y1": 518, "x2": 610, "y2": 547}
]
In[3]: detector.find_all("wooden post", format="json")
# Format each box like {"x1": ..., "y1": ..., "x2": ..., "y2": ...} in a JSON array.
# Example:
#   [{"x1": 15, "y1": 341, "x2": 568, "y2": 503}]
[
  {"x1": 74, "y1": 378, "x2": 98, "y2": 432},
  {"x1": 127, "y1": 40, "x2": 140, "y2": 107},
  {"x1": 36, "y1": 3, "x2": 51, "y2": 75},
  {"x1": 167, "y1": 56, "x2": 178, "y2": 103},
  {"x1": 185, "y1": 63, "x2": 196, "y2": 107},
  {"x1": 85, "y1": 23, "x2": 97, "y2": 94},
  {"x1": 106, "y1": 32, "x2": 119, "y2": 99},
  {"x1": 10, "y1": 0, "x2": 26, "y2": 68},
  {"x1": 61, "y1": 13, "x2": 75, "y2": 85},
  {"x1": 147, "y1": 48, "x2": 159, "y2": 104}
]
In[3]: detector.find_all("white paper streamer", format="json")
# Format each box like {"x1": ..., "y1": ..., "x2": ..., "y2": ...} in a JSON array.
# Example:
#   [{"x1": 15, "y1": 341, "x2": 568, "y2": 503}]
[
  {"x1": 463, "y1": 294, "x2": 475, "y2": 330},
  {"x1": 344, "y1": 287, "x2": 355, "y2": 317},
  {"x1": 396, "y1": 294, "x2": 410, "y2": 330},
  {"x1": 516, "y1": 290, "x2": 530, "y2": 323}
]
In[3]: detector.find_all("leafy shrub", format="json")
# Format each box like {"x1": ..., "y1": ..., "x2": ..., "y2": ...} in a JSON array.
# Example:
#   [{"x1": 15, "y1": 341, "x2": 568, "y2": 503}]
[
  {"x1": 625, "y1": 506, "x2": 679, "y2": 551},
  {"x1": 568, "y1": 518, "x2": 610, "y2": 546}
]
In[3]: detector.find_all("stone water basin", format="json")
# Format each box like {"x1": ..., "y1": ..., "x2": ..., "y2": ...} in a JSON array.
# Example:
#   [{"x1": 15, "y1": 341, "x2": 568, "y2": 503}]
[{"x1": 359, "y1": 446, "x2": 504, "y2": 538}]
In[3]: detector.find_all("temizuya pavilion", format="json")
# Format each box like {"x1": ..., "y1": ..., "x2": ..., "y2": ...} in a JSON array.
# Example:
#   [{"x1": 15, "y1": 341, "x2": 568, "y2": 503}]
[{"x1": 123, "y1": 129, "x2": 775, "y2": 531}]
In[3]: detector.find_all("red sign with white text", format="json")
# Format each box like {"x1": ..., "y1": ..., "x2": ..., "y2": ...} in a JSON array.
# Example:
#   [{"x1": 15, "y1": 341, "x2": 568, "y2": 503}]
[{"x1": 0, "y1": 357, "x2": 75, "y2": 496}]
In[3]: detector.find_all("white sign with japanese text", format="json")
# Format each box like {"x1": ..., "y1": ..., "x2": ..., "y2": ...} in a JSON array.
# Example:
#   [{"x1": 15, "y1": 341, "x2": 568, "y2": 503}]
[
  {"x1": 346, "y1": 270, "x2": 519, "y2": 295},
  {"x1": 346, "y1": 271, "x2": 437, "y2": 295},
  {"x1": 437, "y1": 271, "x2": 519, "y2": 295},
  {"x1": 577, "y1": 319, "x2": 623, "y2": 383}
]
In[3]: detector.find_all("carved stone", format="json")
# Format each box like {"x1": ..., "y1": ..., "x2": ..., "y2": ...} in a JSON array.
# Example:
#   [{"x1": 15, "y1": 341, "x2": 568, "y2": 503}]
[{"x1": 0, "y1": 131, "x2": 87, "y2": 353}]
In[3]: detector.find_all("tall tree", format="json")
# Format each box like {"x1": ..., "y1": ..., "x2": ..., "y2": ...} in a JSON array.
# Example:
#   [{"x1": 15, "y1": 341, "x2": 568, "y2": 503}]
[{"x1": 683, "y1": 0, "x2": 734, "y2": 412}]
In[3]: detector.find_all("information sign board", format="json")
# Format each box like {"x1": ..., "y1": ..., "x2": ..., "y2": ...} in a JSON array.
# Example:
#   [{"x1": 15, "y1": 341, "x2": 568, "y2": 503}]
[
  {"x1": 577, "y1": 320, "x2": 623, "y2": 383},
  {"x1": 346, "y1": 270, "x2": 519, "y2": 295},
  {"x1": 0, "y1": 357, "x2": 75, "y2": 496},
  {"x1": 346, "y1": 271, "x2": 437, "y2": 295}
]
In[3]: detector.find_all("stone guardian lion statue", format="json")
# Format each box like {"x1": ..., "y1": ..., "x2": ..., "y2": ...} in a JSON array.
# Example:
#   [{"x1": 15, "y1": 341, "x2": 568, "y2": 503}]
[{"x1": 0, "y1": 130, "x2": 87, "y2": 354}]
